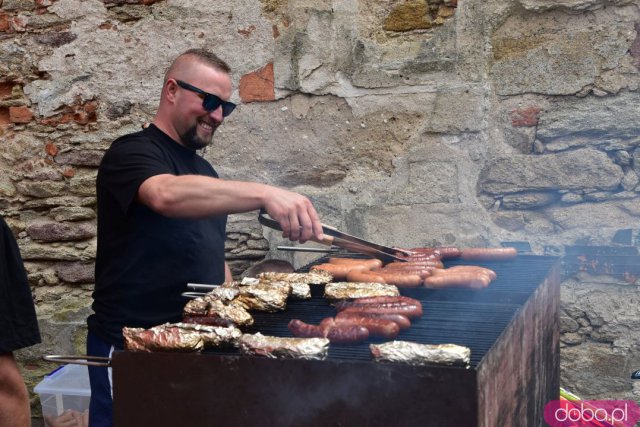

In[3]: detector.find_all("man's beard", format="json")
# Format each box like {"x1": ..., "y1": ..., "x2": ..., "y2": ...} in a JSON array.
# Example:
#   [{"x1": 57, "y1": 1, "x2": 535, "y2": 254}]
[{"x1": 180, "y1": 123, "x2": 215, "y2": 150}]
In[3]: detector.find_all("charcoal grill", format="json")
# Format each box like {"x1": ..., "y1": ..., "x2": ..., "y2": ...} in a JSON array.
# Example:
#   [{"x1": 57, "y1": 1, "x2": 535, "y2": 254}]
[{"x1": 112, "y1": 254, "x2": 560, "y2": 427}]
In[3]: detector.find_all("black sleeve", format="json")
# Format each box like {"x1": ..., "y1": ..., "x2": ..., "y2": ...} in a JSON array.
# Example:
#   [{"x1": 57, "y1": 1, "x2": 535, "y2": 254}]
[
  {"x1": 98, "y1": 136, "x2": 173, "y2": 215},
  {"x1": 0, "y1": 216, "x2": 41, "y2": 353}
]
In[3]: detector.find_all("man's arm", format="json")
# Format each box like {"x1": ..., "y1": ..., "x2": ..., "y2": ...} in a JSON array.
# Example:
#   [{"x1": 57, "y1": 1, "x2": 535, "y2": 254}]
[
  {"x1": 137, "y1": 174, "x2": 324, "y2": 243},
  {"x1": 224, "y1": 262, "x2": 232, "y2": 282}
]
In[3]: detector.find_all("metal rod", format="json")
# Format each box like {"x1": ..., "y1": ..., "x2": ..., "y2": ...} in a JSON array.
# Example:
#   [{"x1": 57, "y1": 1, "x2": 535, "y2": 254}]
[
  {"x1": 187, "y1": 283, "x2": 218, "y2": 290},
  {"x1": 276, "y1": 246, "x2": 339, "y2": 253},
  {"x1": 43, "y1": 355, "x2": 111, "y2": 367}
]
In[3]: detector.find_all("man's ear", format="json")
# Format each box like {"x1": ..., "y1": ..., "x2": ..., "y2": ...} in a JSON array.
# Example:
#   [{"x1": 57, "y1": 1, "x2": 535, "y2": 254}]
[{"x1": 165, "y1": 79, "x2": 178, "y2": 102}]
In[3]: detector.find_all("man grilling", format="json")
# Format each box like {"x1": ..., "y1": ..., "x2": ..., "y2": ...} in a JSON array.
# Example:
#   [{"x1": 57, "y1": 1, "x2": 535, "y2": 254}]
[{"x1": 87, "y1": 48, "x2": 325, "y2": 427}]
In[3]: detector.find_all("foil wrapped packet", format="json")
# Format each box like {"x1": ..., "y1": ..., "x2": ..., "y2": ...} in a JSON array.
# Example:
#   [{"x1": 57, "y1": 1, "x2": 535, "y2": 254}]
[
  {"x1": 324, "y1": 282, "x2": 400, "y2": 300},
  {"x1": 370, "y1": 341, "x2": 470, "y2": 367},
  {"x1": 239, "y1": 333, "x2": 329, "y2": 360},
  {"x1": 258, "y1": 270, "x2": 332, "y2": 285},
  {"x1": 124, "y1": 323, "x2": 242, "y2": 353}
]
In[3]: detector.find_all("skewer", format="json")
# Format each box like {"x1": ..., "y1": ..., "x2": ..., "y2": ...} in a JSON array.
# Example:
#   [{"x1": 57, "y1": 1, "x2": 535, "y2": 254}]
[
  {"x1": 187, "y1": 283, "x2": 218, "y2": 290},
  {"x1": 181, "y1": 291, "x2": 207, "y2": 299},
  {"x1": 276, "y1": 246, "x2": 340, "y2": 253}
]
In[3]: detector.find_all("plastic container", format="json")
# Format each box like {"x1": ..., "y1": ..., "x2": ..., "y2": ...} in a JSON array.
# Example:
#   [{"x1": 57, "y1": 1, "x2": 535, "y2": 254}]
[{"x1": 34, "y1": 364, "x2": 91, "y2": 427}]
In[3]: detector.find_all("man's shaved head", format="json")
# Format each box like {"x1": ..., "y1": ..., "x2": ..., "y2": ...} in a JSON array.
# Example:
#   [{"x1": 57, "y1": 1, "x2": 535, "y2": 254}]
[{"x1": 164, "y1": 49, "x2": 231, "y2": 83}]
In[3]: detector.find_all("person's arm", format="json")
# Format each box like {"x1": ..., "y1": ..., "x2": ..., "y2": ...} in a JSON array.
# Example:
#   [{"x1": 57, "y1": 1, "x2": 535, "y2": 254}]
[
  {"x1": 224, "y1": 262, "x2": 232, "y2": 282},
  {"x1": 137, "y1": 174, "x2": 324, "y2": 243}
]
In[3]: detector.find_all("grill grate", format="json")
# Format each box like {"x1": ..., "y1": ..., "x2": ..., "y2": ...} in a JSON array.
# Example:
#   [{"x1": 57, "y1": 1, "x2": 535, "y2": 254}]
[{"x1": 206, "y1": 254, "x2": 558, "y2": 368}]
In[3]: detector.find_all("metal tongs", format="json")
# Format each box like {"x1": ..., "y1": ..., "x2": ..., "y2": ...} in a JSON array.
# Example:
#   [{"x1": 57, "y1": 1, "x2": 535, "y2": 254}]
[{"x1": 258, "y1": 209, "x2": 411, "y2": 262}]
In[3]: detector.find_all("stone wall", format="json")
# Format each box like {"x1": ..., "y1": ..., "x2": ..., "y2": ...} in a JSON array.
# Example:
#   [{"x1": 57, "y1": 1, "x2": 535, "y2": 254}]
[{"x1": 1, "y1": 0, "x2": 639, "y2": 421}]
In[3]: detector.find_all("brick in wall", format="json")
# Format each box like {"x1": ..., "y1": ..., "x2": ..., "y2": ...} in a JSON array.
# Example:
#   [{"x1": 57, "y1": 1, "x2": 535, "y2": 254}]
[{"x1": 239, "y1": 62, "x2": 275, "y2": 103}]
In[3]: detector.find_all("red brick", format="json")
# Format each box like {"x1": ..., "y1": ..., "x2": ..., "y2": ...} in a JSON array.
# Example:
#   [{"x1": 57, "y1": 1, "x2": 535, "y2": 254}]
[
  {"x1": 45, "y1": 142, "x2": 58, "y2": 156},
  {"x1": 239, "y1": 62, "x2": 275, "y2": 103},
  {"x1": 0, "y1": 12, "x2": 11, "y2": 32},
  {"x1": 0, "y1": 107, "x2": 10, "y2": 127},
  {"x1": 0, "y1": 82, "x2": 13, "y2": 100},
  {"x1": 9, "y1": 106, "x2": 33, "y2": 123},
  {"x1": 509, "y1": 107, "x2": 541, "y2": 127},
  {"x1": 62, "y1": 167, "x2": 75, "y2": 178}
]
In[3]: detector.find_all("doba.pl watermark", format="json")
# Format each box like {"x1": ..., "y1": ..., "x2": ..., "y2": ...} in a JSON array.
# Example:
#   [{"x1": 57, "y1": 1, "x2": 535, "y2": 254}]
[{"x1": 544, "y1": 399, "x2": 640, "y2": 427}]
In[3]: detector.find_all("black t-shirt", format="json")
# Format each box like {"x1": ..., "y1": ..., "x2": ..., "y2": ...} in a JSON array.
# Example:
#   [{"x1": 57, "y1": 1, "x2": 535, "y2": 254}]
[
  {"x1": 88, "y1": 124, "x2": 227, "y2": 347},
  {"x1": 0, "y1": 216, "x2": 41, "y2": 353}
]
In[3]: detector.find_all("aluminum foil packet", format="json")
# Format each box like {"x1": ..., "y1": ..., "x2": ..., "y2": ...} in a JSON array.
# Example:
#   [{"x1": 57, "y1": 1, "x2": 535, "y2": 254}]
[
  {"x1": 183, "y1": 297, "x2": 254, "y2": 327},
  {"x1": 258, "y1": 270, "x2": 333, "y2": 285},
  {"x1": 370, "y1": 341, "x2": 471, "y2": 367},
  {"x1": 242, "y1": 276, "x2": 311, "y2": 300},
  {"x1": 238, "y1": 333, "x2": 329, "y2": 360},
  {"x1": 324, "y1": 282, "x2": 400, "y2": 299},
  {"x1": 123, "y1": 323, "x2": 241, "y2": 353}
]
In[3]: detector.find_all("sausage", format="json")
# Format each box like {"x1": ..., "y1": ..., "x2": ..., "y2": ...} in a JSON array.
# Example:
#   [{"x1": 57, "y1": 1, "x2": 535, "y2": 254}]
[
  {"x1": 460, "y1": 247, "x2": 518, "y2": 261},
  {"x1": 325, "y1": 324, "x2": 370, "y2": 344},
  {"x1": 340, "y1": 303, "x2": 423, "y2": 319},
  {"x1": 335, "y1": 313, "x2": 402, "y2": 339},
  {"x1": 311, "y1": 263, "x2": 368, "y2": 280},
  {"x1": 378, "y1": 272, "x2": 423, "y2": 288},
  {"x1": 334, "y1": 315, "x2": 402, "y2": 338},
  {"x1": 319, "y1": 317, "x2": 370, "y2": 343},
  {"x1": 328, "y1": 257, "x2": 383, "y2": 269},
  {"x1": 345, "y1": 269, "x2": 386, "y2": 284},
  {"x1": 336, "y1": 295, "x2": 422, "y2": 307},
  {"x1": 423, "y1": 272, "x2": 490, "y2": 289},
  {"x1": 400, "y1": 254, "x2": 443, "y2": 263},
  {"x1": 408, "y1": 247, "x2": 439, "y2": 255},
  {"x1": 373, "y1": 267, "x2": 434, "y2": 279},
  {"x1": 287, "y1": 319, "x2": 326, "y2": 338},
  {"x1": 182, "y1": 316, "x2": 234, "y2": 327},
  {"x1": 384, "y1": 260, "x2": 444, "y2": 269},
  {"x1": 335, "y1": 311, "x2": 412, "y2": 330},
  {"x1": 433, "y1": 246, "x2": 462, "y2": 259},
  {"x1": 437, "y1": 265, "x2": 497, "y2": 280}
]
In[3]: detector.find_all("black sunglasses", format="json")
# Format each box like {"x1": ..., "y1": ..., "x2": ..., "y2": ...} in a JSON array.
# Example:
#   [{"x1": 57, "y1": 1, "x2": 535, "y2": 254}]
[{"x1": 175, "y1": 79, "x2": 236, "y2": 117}]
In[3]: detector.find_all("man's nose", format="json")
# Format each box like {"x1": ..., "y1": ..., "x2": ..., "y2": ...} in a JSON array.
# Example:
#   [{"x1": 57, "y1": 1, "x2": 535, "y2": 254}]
[{"x1": 208, "y1": 106, "x2": 224, "y2": 122}]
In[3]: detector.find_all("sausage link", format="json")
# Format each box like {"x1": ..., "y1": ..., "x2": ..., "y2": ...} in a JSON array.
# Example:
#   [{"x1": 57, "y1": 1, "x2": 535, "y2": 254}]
[
  {"x1": 288, "y1": 319, "x2": 326, "y2": 338},
  {"x1": 325, "y1": 324, "x2": 370, "y2": 344},
  {"x1": 433, "y1": 247, "x2": 462, "y2": 259},
  {"x1": 340, "y1": 303, "x2": 423, "y2": 319},
  {"x1": 333, "y1": 316, "x2": 400, "y2": 339},
  {"x1": 373, "y1": 267, "x2": 434, "y2": 279},
  {"x1": 460, "y1": 247, "x2": 518, "y2": 261},
  {"x1": 336, "y1": 295, "x2": 422, "y2": 307},
  {"x1": 378, "y1": 272, "x2": 423, "y2": 288},
  {"x1": 328, "y1": 257, "x2": 383, "y2": 269},
  {"x1": 345, "y1": 269, "x2": 387, "y2": 284},
  {"x1": 384, "y1": 260, "x2": 444, "y2": 269},
  {"x1": 311, "y1": 263, "x2": 367, "y2": 280},
  {"x1": 437, "y1": 265, "x2": 497, "y2": 280},
  {"x1": 423, "y1": 272, "x2": 490, "y2": 289},
  {"x1": 335, "y1": 311, "x2": 412, "y2": 330}
]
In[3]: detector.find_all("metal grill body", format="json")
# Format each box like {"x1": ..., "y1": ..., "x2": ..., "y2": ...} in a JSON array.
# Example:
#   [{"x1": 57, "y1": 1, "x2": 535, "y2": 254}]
[{"x1": 113, "y1": 255, "x2": 560, "y2": 427}]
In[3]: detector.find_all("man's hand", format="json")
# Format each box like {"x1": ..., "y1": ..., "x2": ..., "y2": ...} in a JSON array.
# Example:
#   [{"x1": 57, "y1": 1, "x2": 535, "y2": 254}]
[{"x1": 263, "y1": 188, "x2": 324, "y2": 243}]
